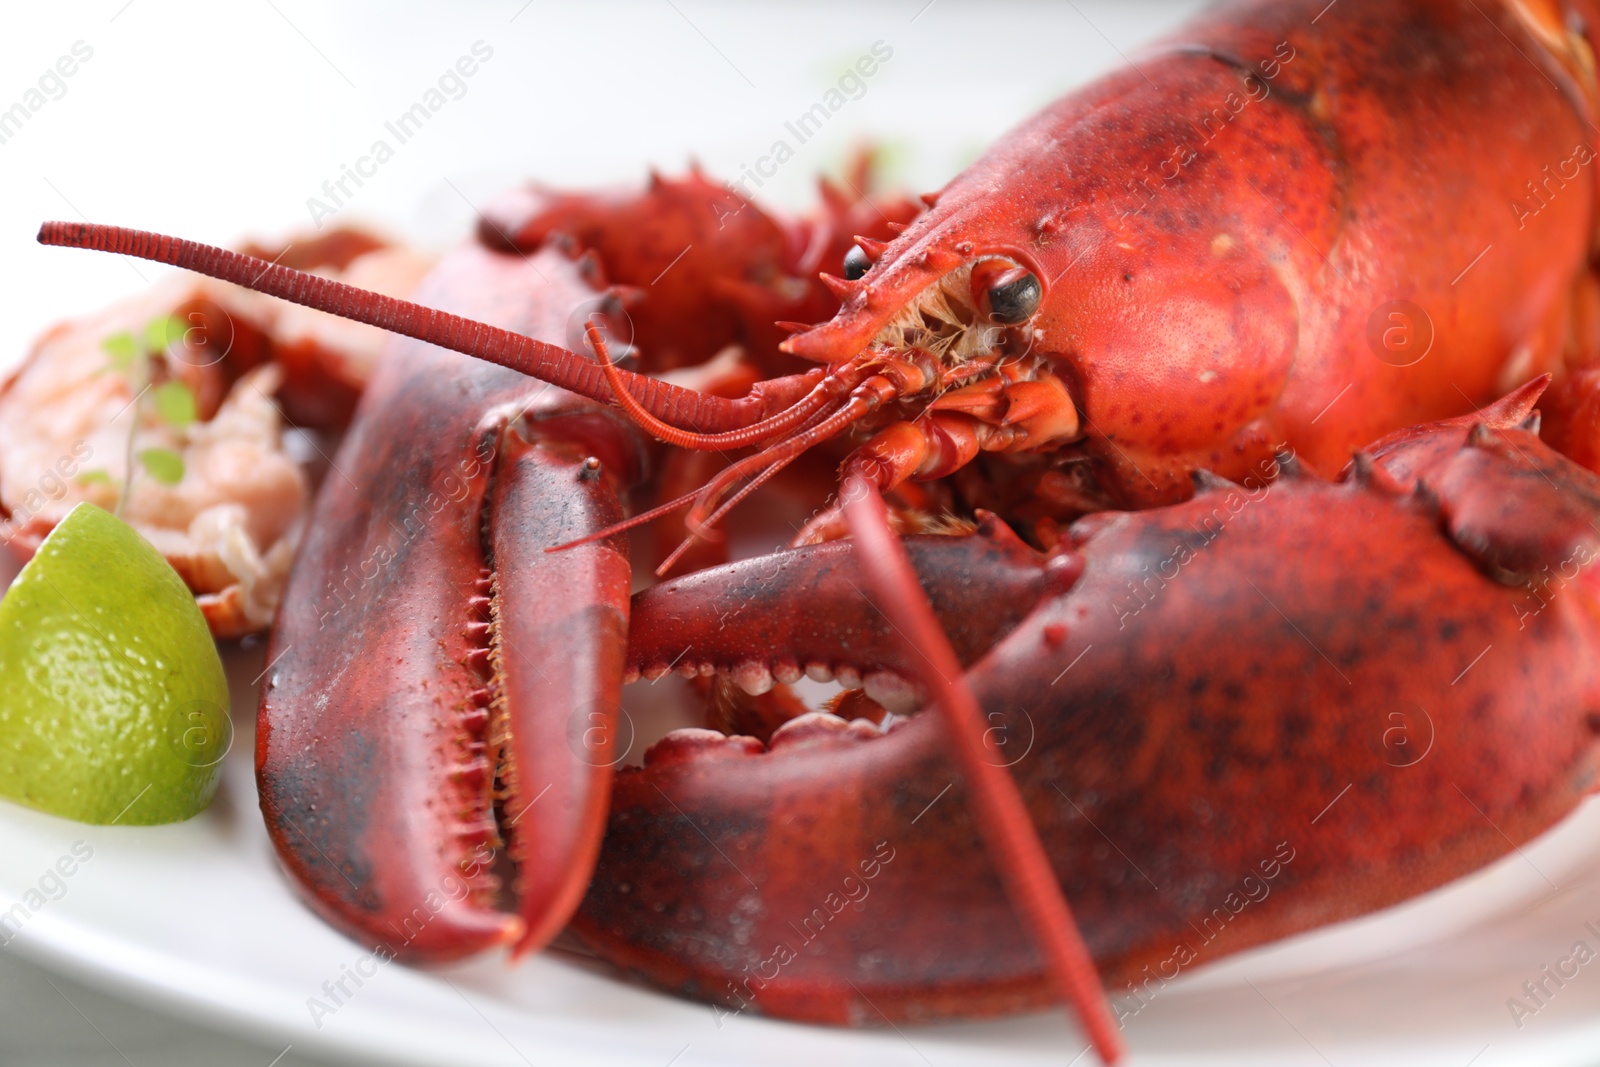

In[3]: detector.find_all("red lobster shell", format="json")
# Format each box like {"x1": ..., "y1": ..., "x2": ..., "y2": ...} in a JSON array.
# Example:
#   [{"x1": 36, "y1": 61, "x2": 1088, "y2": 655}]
[{"x1": 29, "y1": 0, "x2": 1600, "y2": 1056}]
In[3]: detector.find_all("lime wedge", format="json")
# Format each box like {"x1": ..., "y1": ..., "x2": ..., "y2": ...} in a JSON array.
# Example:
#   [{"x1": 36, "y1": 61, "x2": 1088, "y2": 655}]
[{"x1": 0, "y1": 503, "x2": 230, "y2": 824}]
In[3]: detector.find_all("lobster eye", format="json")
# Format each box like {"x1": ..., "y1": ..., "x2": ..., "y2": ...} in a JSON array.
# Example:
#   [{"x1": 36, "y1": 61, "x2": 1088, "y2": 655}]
[
  {"x1": 842, "y1": 244, "x2": 871, "y2": 281},
  {"x1": 973, "y1": 260, "x2": 1042, "y2": 326}
]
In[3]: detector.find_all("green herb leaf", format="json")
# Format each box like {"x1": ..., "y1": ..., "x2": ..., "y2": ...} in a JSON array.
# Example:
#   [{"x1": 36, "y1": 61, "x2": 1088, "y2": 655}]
[
  {"x1": 136, "y1": 448, "x2": 184, "y2": 485},
  {"x1": 144, "y1": 315, "x2": 187, "y2": 354},
  {"x1": 102, "y1": 332, "x2": 138, "y2": 370},
  {"x1": 76, "y1": 470, "x2": 114, "y2": 486},
  {"x1": 152, "y1": 380, "x2": 197, "y2": 429}
]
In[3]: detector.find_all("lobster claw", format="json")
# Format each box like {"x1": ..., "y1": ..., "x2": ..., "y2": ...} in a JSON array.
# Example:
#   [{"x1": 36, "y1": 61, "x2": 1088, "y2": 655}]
[
  {"x1": 576, "y1": 408, "x2": 1600, "y2": 1024},
  {"x1": 258, "y1": 241, "x2": 645, "y2": 960}
]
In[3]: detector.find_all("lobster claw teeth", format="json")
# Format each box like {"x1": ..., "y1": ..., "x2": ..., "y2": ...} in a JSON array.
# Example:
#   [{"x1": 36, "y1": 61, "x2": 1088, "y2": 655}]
[
  {"x1": 863, "y1": 671, "x2": 922, "y2": 713},
  {"x1": 731, "y1": 661, "x2": 776, "y2": 695},
  {"x1": 485, "y1": 423, "x2": 633, "y2": 958},
  {"x1": 768, "y1": 712, "x2": 857, "y2": 750},
  {"x1": 626, "y1": 527, "x2": 1075, "y2": 719},
  {"x1": 643, "y1": 729, "x2": 765, "y2": 769}
]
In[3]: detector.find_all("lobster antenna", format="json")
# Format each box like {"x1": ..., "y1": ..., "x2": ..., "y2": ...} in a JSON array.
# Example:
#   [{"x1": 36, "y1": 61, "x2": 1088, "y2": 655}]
[
  {"x1": 585, "y1": 322, "x2": 852, "y2": 450},
  {"x1": 545, "y1": 395, "x2": 860, "y2": 563},
  {"x1": 840, "y1": 473, "x2": 1125, "y2": 1065},
  {"x1": 37, "y1": 221, "x2": 777, "y2": 435},
  {"x1": 641, "y1": 389, "x2": 878, "y2": 566},
  {"x1": 550, "y1": 340, "x2": 887, "y2": 562},
  {"x1": 653, "y1": 446, "x2": 803, "y2": 575}
]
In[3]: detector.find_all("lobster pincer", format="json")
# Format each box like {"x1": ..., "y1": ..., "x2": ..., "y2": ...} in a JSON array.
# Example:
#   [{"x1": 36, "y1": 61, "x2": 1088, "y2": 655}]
[
  {"x1": 257, "y1": 239, "x2": 646, "y2": 960},
  {"x1": 574, "y1": 393, "x2": 1600, "y2": 1027}
]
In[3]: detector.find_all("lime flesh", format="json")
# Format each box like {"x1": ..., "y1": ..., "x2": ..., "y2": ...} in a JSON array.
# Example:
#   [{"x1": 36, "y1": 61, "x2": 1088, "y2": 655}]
[{"x1": 0, "y1": 503, "x2": 230, "y2": 824}]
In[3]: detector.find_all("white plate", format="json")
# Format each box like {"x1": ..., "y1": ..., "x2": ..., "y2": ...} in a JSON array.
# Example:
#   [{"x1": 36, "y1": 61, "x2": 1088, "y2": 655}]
[{"x1": 5, "y1": 2, "x2": 1600, "y2": 1064}]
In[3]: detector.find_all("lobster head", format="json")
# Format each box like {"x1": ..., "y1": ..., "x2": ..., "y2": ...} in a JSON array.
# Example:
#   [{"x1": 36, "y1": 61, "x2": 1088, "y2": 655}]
[{"x1": 785, "y1": 67, "x2": 1304, "y2": 509}]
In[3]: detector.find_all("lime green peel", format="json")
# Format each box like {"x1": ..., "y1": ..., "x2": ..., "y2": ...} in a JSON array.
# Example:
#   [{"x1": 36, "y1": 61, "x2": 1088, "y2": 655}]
[{"x1": 0, "y1": 503, "x2": 230, "y2": 824}]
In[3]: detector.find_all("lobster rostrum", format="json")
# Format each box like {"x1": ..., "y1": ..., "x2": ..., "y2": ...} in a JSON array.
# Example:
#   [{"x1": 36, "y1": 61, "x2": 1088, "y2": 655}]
[{"x1": 28, "y1": 0, "x2": 1600, "y2": 1058}]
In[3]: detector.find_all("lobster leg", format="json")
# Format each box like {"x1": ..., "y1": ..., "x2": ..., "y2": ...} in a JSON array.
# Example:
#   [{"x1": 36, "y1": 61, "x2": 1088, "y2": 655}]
[{"x1": 258, "y1": 242, "x2": 645, "y2": 961}]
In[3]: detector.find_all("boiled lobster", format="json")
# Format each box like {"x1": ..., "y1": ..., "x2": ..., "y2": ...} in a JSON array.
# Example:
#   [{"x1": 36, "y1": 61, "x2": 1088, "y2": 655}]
[{"x1": 29, "y1": 0, "x2": 1600, "y2": 1059}]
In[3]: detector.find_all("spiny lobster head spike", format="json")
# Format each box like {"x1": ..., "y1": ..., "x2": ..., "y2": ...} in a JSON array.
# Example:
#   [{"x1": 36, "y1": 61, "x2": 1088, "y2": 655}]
[
  {"x1": 781, "y1": 176, "x2": 1053, "y2": 373},
  {"x1": 480, "y1": 168, "x2": 775, "y2": 258},
  {"x1": 1360, "y1": 376, "x2": 1552, "y2": 488},
  {"x1": 1354, "y1": 382, "x2": 1600, "y2": 593},
  {"x1": 478, "y1": 169, "x2": 806, "y2": 374},
  {"x1": 1336, "y1": 379, "x2": 1600, "y2": 593}
]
